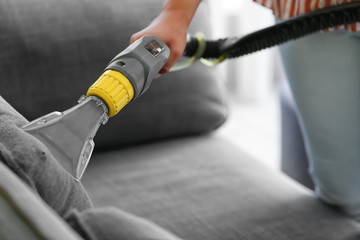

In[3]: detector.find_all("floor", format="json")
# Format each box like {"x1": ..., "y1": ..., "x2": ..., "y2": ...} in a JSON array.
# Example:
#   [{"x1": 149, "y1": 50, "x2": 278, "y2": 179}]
[{"x1": 217, "y1": 89, "x2": 281, "y2": 170}]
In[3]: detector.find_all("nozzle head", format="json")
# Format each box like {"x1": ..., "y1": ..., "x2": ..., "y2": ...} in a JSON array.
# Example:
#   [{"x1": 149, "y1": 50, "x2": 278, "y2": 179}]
[{"x1": 22, "y1": 96, "x2": 109, "y2": 181}]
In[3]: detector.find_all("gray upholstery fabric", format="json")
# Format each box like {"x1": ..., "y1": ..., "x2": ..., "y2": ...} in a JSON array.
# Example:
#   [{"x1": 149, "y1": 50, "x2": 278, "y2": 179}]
[
  {"x1": 83, "y1": 136, "x2": 360, "y2": 240},
  {"x1": 0, "y1": 94, "x2": 186, "y2": 239},
  {"x1": 0, "y1": 95, "x2": 184, "y2": 240},
  {"x1": 0, "y1": 96, "x2": 93, "y2": 217},
  {"x1": 65, "y1": 207, "x2": 182, "y2": 240},
  {"x1": 2, "y1": 0, "x2": 359, "y2": 239},
  {"x1": 0, "y1": 161, "x2": 82, "y2": 240},
  {"x1": 0, "y1": 0, "x2": 227, "y2": 150}
]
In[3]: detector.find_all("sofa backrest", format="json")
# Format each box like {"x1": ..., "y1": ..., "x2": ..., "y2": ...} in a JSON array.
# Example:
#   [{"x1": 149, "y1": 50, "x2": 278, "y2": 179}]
[{"x1": 0, "y1": 0, "x2": 228, "y2": 150}]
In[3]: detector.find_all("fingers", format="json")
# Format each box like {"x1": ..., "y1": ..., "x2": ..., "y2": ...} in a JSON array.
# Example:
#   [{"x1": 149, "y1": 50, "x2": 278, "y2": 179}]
[
  {"x1": 160, "y1": 39, "x2": 185, "y2": 74},
  {"x1": 129, "y1": 32, "x2": 142, "y2": 44},
  {"x1": 130, "y1": 33, "x2": 186, "y2": 74}
]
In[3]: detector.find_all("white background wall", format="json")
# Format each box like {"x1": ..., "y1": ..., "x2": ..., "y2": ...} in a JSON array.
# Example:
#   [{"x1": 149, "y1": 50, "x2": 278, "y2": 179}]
[
  {"x1": 207, "y1": 0, "x2": 277, "y2": 102},
  {"x1": 205, "y1": 0, "x2": 284, "y2": 169}
]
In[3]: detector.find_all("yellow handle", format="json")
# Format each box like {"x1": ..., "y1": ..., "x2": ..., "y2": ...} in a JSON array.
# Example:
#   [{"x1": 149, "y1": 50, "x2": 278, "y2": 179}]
[{"x1": 86, "y1": 70, "x2": 135, "y2": 117}]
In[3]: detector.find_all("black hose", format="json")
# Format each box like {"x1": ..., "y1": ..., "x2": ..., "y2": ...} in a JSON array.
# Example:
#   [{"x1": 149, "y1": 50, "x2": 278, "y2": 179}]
[{"x1": 183, "y1": 1, "x2": 360, "y2": 59}]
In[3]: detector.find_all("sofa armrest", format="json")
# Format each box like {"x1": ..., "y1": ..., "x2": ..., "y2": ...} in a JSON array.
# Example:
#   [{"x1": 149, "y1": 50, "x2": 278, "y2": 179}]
[{"x1": 0, "y1": 162, "x2": 81, "y2": 240}]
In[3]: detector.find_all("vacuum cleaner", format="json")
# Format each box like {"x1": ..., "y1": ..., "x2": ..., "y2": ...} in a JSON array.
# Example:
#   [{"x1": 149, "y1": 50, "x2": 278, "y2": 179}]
[{"x1": 22, "y1": 1, "x2": 360, "y2": 181}]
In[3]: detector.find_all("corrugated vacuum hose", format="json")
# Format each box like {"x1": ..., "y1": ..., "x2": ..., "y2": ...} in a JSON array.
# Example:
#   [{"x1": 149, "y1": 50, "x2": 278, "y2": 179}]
[{"x1": 178, "y1": 1, "x2": 360, "y2": 68}]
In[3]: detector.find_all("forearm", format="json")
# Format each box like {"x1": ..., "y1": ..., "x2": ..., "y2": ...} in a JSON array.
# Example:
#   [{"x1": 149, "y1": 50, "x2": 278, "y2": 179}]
[{"x1": 161, "y1": 0, "x2": 202, "y2": 28}]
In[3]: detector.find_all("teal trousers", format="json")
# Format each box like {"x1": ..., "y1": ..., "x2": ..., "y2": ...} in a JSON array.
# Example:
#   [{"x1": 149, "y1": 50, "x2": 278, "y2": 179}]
[{"x1": 279, "y1": 30, "x2": 360, "y2": 216}]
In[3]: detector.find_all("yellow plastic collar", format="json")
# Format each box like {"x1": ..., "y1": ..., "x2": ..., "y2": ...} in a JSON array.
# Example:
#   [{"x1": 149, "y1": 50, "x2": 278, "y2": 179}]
[{"x1": 86, "y1": 70, "x2": 135, "y2": 117}]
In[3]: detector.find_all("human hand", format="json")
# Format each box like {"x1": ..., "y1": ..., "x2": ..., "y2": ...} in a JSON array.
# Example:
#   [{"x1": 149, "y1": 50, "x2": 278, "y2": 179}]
[{"x1": 130, "y1": 11, "x2": 188, "y2": 74}]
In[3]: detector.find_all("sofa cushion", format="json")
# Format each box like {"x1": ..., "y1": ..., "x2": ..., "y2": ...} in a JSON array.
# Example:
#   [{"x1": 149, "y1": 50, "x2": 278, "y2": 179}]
[
  {"x1": 0, "y1": 0, "x2": 227, "y2": 150},
  {"x1": 83, "y1": 136, "x2": 360, "y2": 240},
  {"x1": 0, "y1": 161, "x2": 81, "y2": 240}
]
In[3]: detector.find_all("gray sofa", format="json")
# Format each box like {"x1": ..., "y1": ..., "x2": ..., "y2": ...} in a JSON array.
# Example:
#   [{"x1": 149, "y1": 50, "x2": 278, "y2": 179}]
[{"x1": 1, "y1": 0, "x2": 360, "y2": 239}]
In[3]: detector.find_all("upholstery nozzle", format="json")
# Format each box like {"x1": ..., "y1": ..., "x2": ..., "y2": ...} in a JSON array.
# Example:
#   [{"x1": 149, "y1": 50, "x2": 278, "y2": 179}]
[
  {"x1": 22, "y1": 36, "x2": 169, "y2": 180},
  {"x1": 22, "y1": 96, "x2": 109, "y2": 180}
]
